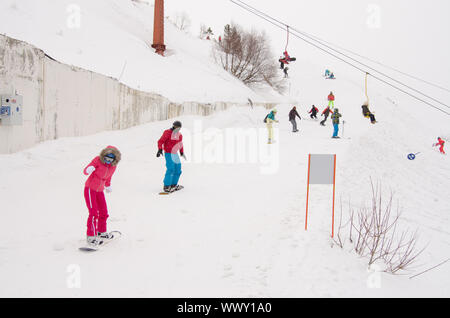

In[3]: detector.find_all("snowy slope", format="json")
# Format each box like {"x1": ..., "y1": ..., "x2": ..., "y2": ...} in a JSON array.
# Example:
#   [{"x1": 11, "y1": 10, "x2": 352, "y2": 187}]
[
  {"x1": 0, "y1": 0, "x2": 449, "y2": 298},
  {"x1": 0, "y1": 0, "x2": 283, "y2": 103},
  {"x1": 0, "y1": 93, "x2": 449, "y2": 297}
]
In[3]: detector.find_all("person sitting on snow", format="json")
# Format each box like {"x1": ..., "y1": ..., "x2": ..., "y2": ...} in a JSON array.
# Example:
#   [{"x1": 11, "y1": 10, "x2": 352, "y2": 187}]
[{"x1": 325, "y1": 69, "x2": 331, "y2": 77}]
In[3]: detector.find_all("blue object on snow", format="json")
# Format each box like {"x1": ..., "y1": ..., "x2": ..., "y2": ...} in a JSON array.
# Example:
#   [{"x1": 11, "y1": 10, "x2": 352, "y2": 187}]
[{"x1": 407, "y1": 152, "x2": 421, "y2": 160}]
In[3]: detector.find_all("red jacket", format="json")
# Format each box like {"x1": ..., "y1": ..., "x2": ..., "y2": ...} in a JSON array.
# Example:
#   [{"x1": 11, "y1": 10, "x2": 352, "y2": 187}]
[
  {"x1": 322, "y1": 107, "x2": 333, "y2": 115},
  {"x1": 328, "y1": 94, "x2": 335, "y2": 101},
  {"x1": 437, "y1": 139, "x2": 445, "y2": 147},
  {"x1": 158, "y1": 129, "x2": 184, "y2": 154},
  {"x1": 83, "y1": 146, "x2": 120, "y2": 192}
]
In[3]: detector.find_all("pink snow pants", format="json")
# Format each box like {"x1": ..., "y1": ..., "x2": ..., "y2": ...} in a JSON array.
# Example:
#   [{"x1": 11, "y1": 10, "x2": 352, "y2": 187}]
[{"x1": 84, "y1": 187, "x2": 109, "y2": 236}]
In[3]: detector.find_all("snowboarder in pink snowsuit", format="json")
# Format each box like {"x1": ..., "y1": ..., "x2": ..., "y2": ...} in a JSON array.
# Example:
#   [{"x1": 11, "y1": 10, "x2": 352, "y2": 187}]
[
  {"x1": 83, "y1": 146, "x2": 121, "y2": 245},
  {"x1": 433, "y1": 137, "x2": 446, "y2": 154}
]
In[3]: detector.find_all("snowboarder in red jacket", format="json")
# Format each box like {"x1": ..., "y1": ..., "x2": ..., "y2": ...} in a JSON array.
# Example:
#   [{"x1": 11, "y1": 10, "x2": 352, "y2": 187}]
[
  {"x1": 320, "y1": 106, "x2": 333, "y2": 126},
  {"x1": 308, "y1": 105, "x2": 319, "y2": 119},
  {"x1": 433, "y1": 137, "x2": 446, "y2": 154},
  {"x1": 83, "y1": 145, "x2": 122, "y2": 246},
  {"x1": 157, "y1": 121, "x2": 186, "y2": 193}
]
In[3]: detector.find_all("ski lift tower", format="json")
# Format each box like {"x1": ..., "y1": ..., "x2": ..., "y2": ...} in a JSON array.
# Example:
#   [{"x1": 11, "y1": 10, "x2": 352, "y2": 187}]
[{"x1": 152, "y1": 0, "x2": 166, "y2": 56}]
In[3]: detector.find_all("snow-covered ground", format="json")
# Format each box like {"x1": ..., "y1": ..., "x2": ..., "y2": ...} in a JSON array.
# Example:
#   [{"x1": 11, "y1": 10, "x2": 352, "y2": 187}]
[
  {"x1": 0, "y1": 0, "x2": 449, "y2": 298},
  {"x1": 0, "y1": 0, "x2": 283, "y2": 104},
  {"x1": 0, "y1": 92, "x2": 449, "y2": 297}
]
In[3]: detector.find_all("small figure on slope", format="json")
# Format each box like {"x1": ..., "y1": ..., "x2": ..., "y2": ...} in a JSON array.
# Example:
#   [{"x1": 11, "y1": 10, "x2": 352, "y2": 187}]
[
  {"x1": 83, "y1": 146, "x2": 122, "y2": 247},
  {"x1": 320, "y1": 106, "x2": 333, "y2": 126},
  {"x1": 361, "y1": 104, "x2": 377, "y2": 124},
  {"x1": 265, "y1": 109, "x2": 279, "y2": 144},
  {"x1": 328, "y1": 92, "x2": 335, "y2": 109},
  {"x1": 289, "y1": 106, "x2": 301, "y2": 132},
  {"x1": 324, "y1": 69, "x2": 331, "y2": 77},
  {"x1": 433, "y1": 137, "x2": 446, "y2": 155},
  {"x1": 157, "y1": 121, "x2": 186, "y2": 194},
  {"x1": 331, "y1": 108, "x2": 342, "y2": 138},
  {"x1": 308, "y1": 105, "x2": 319, "y2": 119}
]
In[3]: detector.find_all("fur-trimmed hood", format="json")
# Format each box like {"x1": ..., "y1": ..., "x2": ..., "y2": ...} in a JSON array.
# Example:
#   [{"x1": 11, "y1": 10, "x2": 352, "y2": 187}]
[{"x1": 99, "y1": 146, "x2": 121, "y2": 166}]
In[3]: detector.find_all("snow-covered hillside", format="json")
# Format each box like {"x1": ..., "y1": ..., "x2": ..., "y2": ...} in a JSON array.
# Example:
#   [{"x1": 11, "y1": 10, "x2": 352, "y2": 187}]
[
  {"x1": 0, "y1": 0, "x2": 449, "y2": 298},
  {"x1": 0, "y1": 92, "x2": 449, "y2": 297},
  {"x1": 0, "y1": 0, "x2": 283, "y2": 103}
]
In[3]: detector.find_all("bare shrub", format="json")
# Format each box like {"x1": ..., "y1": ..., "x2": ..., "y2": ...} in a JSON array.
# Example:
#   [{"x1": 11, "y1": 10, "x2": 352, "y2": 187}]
[
  {"x1": 212, "y1": 23, "x2": 286, "y2": 94},
  {"x1": 333, "y1": 180, "x2": 425, "y2": 274},
  {"x1": 172, "y1": 11, "x2": 191, "y2": 32}
]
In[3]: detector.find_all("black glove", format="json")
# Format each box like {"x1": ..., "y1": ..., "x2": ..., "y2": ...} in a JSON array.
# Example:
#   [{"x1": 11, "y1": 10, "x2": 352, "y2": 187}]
[{"x1": 157, "y1": 149, "x2": 163, "y2": 157}]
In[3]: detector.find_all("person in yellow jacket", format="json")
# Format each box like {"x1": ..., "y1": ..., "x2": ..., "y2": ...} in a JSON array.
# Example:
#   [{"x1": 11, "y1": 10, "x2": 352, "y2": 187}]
[{"x1": 265, "y1": 109, "x2": 279, "y2": 144}]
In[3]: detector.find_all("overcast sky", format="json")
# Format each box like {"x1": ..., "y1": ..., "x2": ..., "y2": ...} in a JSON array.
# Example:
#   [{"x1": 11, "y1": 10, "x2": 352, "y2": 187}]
[{"x1": 165, "y1": 0, "x2": 450, "y2": 88}]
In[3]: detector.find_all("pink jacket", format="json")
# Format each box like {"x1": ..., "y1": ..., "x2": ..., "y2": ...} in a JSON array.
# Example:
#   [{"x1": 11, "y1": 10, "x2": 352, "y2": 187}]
[{"x1": 83, "y1": 146, "x2": 121, "y2": 192}]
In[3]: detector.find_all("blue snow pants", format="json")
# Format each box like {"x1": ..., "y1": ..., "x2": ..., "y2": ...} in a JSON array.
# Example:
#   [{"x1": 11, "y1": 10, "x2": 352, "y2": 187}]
[
  {"x1": 164, "y1": 153, "x2": 182, "y2": 186},
  {"x1": 333, "y1": 123, "x2": 339, "y2": 137}
]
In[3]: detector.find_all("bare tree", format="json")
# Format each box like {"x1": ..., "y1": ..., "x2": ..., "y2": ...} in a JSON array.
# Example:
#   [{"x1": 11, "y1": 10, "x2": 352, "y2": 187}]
[{"x1": 213, "y1": 23, "x2": 286, "y2": 94}]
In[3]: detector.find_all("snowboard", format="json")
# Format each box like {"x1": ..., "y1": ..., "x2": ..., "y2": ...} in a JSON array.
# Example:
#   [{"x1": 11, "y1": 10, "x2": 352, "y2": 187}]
[
  {"x1": 159, "y1": 185, "x2": 184, "y2": 195},
  {"x1": 79, "y1": 231, "x2": 122, "y2": 252}
]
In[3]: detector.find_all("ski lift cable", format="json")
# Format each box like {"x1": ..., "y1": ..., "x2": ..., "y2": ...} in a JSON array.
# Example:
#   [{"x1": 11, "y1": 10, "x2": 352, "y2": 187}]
[
  {"x1": 228, "y1": 0, "x2": 450, "y2": 116},
  {"x1": 231, "y1": 0, "x2": 450, "y2": 110},
  {"x1": 289, "y1": 28, "x2": 450, "y2": 94}
]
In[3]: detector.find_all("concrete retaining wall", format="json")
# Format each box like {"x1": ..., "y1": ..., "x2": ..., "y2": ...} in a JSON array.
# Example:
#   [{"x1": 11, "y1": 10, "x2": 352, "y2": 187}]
[{"x1": 0, "y1": 34, "x2": 275, "y2": 154}]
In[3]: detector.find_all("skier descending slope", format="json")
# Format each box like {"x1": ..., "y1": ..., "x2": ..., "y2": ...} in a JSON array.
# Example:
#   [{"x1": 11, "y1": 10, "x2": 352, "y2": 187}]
[
  {"x1": 320, "y1": 106, "x2": 333, "y2": 126},
  {"x1": 433, "y1": 137, "x2": 446, "y2": 154},
  {"x1": 157, "y1": 121, "x2": 186, "y2": 194},
  {"x1": 308, "y1": 105, "x2": 319, "y2": 119},
  {"x1": 289, "y1": 106, "x2": 301, "y2": 132},
  {"x1": 82, "y1": 146, "x2": 122, "y2": 247},
  {"x1": 331, "y1": 108, "x2": 342, "y2": 138},
  {"x1": 328, "y1": 92, "x2": 335, "y2": 109}
]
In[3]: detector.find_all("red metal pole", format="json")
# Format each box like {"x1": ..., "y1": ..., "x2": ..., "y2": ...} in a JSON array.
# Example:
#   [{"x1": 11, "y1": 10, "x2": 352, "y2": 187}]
[
  {"x1": 305, "y1": 154, "x2": 311, "y2": 231},
  {"x1": 152, "y1": 0, "x2": 166, "y2": 56}
]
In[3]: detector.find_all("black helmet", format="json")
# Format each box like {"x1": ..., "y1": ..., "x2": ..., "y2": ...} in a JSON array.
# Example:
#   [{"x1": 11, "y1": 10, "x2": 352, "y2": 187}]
[{"x1": 173, "y1": 121, "x2": 182, "y2": 128}]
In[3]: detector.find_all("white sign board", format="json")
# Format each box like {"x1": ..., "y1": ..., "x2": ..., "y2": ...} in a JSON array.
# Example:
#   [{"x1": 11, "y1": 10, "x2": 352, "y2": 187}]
[{"x1": 309, "y1": 154, "x2": 335, "y2": 185}]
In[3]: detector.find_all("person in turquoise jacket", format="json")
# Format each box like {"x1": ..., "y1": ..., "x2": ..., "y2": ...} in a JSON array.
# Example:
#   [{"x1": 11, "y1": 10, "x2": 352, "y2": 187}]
[{"x1": 265, "y1": 109, "x2": 279, "y2": 144}]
